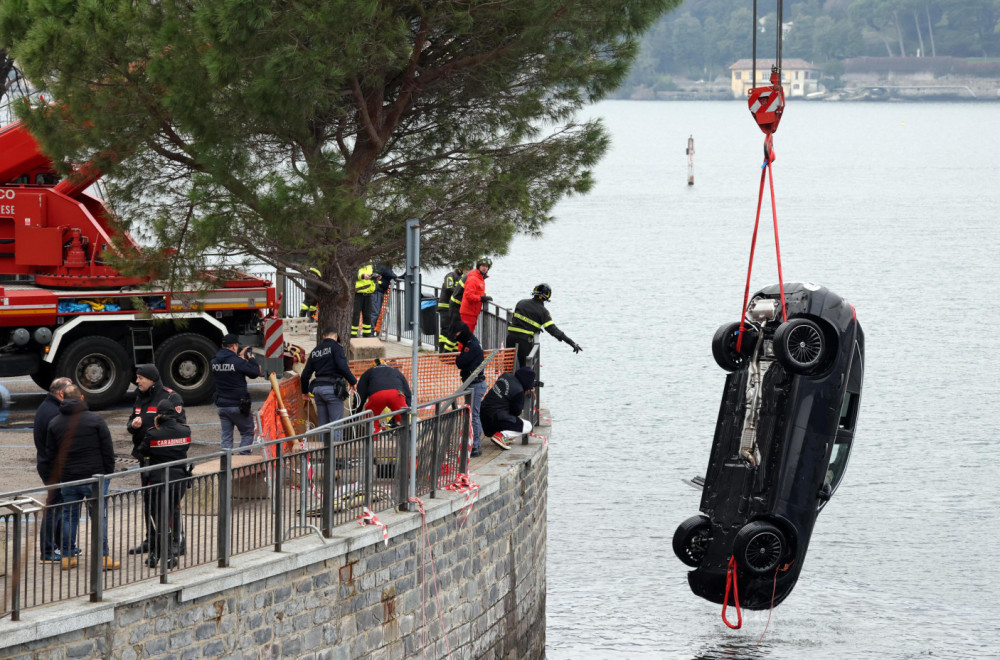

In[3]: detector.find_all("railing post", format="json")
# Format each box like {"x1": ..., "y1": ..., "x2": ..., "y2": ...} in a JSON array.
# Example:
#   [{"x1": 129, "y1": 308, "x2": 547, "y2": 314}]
[
  {"x1": 90, "y1": 478, "x2": 104, "y2": 602},
  {"x1": 458, "y1": 405, "x2": 470, "y2": 475},
  {"x1": 159, "y1": 467, "x2": 170, "y2": 583},
  {"x1": 11, "y1": 511, "x2": 22, "y2": 621},
  {"x1": 321, "y1": 428, "x2": 334, "y2": 537},
  {"x1": 364, "y1": 430, "x2": 374, "y2": 511},
  {"x1": 274, "y1": 443, "x2": 284, "y2": 552},
  {"x1": 430, "y1": 402, "x2": 441, "y2": 498},
  {"x1": 218, "y1": 452, "x2": 232, "y2": 568},
  {"x1": 396, "y1": 419, "x2": 408, "y2": 510}
]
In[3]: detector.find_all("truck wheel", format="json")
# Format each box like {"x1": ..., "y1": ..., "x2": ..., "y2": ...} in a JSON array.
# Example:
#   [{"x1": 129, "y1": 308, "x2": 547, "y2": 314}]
[
  {"x1": 55, "y1": 337, "x2": 130, "y2": 409},
  {"x1": 30, "y1": 363, "x2": 55, "y2": 391},
  {"x1": 156, "y1": 333, "x2": 218, "y2": 405}
]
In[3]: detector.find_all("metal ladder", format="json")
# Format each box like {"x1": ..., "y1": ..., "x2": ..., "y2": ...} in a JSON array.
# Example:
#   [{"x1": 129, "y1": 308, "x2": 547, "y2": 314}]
[{"x1": 130, "y1": 326, "x2": 155, "y2": 366}]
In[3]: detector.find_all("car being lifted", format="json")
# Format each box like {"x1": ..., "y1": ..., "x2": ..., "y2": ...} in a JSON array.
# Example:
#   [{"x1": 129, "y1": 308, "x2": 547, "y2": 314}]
[{"x1": 673, "y1": 282, "x2": 864, "y2": 610}]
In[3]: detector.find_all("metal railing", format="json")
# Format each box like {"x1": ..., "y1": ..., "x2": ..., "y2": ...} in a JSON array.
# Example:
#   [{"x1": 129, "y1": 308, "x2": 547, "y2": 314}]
[{"x1": 0, "y1": 396, "x2": 470, "y2": 620}]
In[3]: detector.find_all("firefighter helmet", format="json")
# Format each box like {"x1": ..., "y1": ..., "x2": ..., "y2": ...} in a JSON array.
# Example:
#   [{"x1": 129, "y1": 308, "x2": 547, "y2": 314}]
[
  {"x1": 532, "y1": 283, "x2": 552, "y2": 301},
  {"x1": 476, "y1": 257, "x2": 493, "y2": 269}
]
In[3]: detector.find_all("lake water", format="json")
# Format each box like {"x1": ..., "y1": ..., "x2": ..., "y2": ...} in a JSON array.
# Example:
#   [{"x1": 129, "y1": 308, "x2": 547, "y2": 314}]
[{"x1": 481, "y1": 100, "x2": 1000, "y2": 659}]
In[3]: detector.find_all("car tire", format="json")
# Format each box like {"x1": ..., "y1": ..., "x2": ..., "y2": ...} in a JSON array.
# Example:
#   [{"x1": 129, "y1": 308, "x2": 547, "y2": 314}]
[
  {"x1": 156, "y1": 333, "x2": 218, "y2": 405},
  {"x1": 672, "y1": 514, "x2": 712, "y2": 567},
  {"x1": 773, "y1": 317, "x2": 826, "y2": 374},
  {"x1": 55, "y1": 336, "x2": 131, "y2": 409},
  {"x1": 712, "y1": 322, "x2": 755, "y2": 372},
  {"x1": 734, "y1": 520, "x2": 787, "y2": 575}
]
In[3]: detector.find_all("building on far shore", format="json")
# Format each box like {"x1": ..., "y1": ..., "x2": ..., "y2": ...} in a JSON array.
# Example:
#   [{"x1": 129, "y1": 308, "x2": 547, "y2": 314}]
[{"x1": 729, "y1": 58, "x2": 820, "y2": 98}]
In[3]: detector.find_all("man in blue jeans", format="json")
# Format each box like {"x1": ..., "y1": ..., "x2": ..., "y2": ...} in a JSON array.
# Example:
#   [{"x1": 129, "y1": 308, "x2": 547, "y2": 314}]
[
  {"x1": 42, "y1": 384, "x2": 120, "y2": 571},
  {"x1": 300, "y1": 327, "x2": 357, "y2": 439},
  {"x1": 454, "y1": 322, "x2": 487, "y2": 457},
  {"x1": 210, "y1": 333, "x2": 262, "y2": 454}
]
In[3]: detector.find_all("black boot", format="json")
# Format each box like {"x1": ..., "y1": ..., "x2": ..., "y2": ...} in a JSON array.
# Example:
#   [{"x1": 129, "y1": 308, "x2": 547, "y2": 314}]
[{"x1": 129, "y1": 540, "x2": 150, "y2": 555}]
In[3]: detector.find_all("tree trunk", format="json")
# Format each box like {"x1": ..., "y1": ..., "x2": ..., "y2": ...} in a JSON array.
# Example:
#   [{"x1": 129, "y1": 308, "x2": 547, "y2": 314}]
[
  {"x1": 880, "y1": 33, "x2": 895, "y2": 57},
  {"x1": 892, "y1": 10, "x2": 905, "y2": 56},
  {"x1": 925, "y1": 2, "x2": 936, "y2": 57},
  {"x1": 313, "y1": 267, "x2": 355, "y2": 348},
  {"x1": 912, "y1": 11, "x2": 925, "y2": 57}
]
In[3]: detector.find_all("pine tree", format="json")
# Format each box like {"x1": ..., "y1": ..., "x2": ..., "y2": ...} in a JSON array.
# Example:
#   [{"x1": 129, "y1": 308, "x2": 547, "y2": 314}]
[{"x1": 1, "y1": 0, "x2": 677, "y2": 339}]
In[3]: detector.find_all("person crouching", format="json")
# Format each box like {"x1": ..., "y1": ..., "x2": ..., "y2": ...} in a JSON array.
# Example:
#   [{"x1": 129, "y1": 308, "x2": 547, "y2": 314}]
[{"x1": 480, "y1": 367, "x2": 536, "y2": 450}]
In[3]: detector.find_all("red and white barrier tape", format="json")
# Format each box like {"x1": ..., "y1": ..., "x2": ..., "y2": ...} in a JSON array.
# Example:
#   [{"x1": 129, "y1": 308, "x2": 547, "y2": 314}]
[
  {"x1": 444, "y1": 473, "x2": 480, "y2": 526},
  {"x1": 358, "y1": 506, "x2": 388, "y2": 546},
  {"x1": 529, "y1": 431, "x2": 548, "y2": 448}
]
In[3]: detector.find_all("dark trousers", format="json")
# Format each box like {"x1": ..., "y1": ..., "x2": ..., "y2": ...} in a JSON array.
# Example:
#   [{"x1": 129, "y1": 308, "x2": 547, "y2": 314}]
[
  {"x1": 39, "y1": 484, "x2": 65, "y2": 556},
  {"x1": 505, "y1": 333, "x2": 534, "y2": 370},
  {"x1": 352, "y1": 293, "x2": 373, "y2": 337},
  {"x1": 147, "y1": 475, "x2": 187, "y2": 558},
  {"x1": 141, "y1": 467, "x2": 185, "y2": 551}
]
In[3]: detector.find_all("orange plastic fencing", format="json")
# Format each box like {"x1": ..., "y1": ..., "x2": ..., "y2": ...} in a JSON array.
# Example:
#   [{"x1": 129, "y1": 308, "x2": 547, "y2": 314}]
[
  {"x1": 257, "y1": 375, "x2": 308, "y2": 457},
  {"x1": 373, "y1": 294, "x2": 390, "y2": 335},
  {"x1": 347, "y1": 348, "x2": 516, "y2": 415}
]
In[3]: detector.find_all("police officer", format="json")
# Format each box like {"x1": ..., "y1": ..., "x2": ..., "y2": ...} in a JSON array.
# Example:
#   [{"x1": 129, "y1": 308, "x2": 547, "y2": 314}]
[
  {"x1": 437, "y1": 266, "x2": 465, "y2": 352},
  {"x1": 505, "y1": 283, "x2": 582, "y2": 368},
  {"x1": 127, "y1": 364, "x2": 184, "y2": 555},
  {"x1": 352, "y1": 263, "x2": 377, "y2": 337},
  {"x1": 138, "y1": 399, "x2": 192, "y2": 569},
  {"x1": 210, "y1": 333, "x2": 261, "y2": 454},
  {"x1": 301, "y1": 327, "x2": 357, "y2": 432},
  {"x1": 299, "y1": 267, "x2": 322, "y2": 318}
]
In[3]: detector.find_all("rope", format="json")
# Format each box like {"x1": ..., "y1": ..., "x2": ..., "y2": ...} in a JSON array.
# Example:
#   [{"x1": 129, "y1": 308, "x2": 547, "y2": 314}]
[
  {"x1": 357, "y1": 507, "x2": 388, "y2": 546},
  {"x1": 756, "y1": 561, "x2": 793, "y2": 645},
  {"x1": 722, "y1": 555, "x2": 743, "y2": 630},
  {"x1": 408, "y1": 497, "x2": 454, "y2": 660},
  {"x1": 736, "y1": 134, "x2": 788, "y2": 353},
  {"x1": 443, "y1": 473, "x2": 480, "y2": 526}
]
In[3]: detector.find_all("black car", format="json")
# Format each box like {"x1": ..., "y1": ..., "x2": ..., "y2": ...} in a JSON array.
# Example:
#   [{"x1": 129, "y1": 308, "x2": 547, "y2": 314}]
[{"x1": 673, "y1": 282, "x2": 864, "y2": 610}]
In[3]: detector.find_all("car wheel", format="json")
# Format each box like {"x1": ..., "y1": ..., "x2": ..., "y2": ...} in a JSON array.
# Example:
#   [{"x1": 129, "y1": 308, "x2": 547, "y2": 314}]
[
  {"x1": 156, "y1": 333, "x2": 218, "y2": 405},
  {"x1": 773, "y1": 317, "x2": 826, "y2": 374},
  {"x1": 734, "y1": 521, "x2": 786, "y2": 575},
  {"x1": 712, "y1": 322, "x2": 756, "y2": 372},
  {"x1": 55, "y1": 336, "x2": 130, "y2": 409},
  {"x1": 672, "y1": 514, "x2": 712, "y2": 567}
]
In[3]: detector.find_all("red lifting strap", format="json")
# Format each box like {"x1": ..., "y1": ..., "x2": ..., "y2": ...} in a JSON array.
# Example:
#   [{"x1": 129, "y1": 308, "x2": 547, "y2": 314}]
[
  {"x1": 736, "y1": 131, "x2": 788, "y2": 353},
  {"x1": 722, "y1": 555, "x2": 743, "y2": 629}
]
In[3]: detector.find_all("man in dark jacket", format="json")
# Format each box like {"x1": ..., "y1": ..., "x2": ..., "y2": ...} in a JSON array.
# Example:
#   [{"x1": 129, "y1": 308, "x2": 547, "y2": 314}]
[
  {"x1": 370, "y1": 263, "x2": 399, "y2": 327},
  {"x1": 301, "y1": 327, "x2": 357, "y2": 432},
  {"x1": 139, "y1": 400, "x2": 192, "y2": 569},
  {"x1": 454, "y1": 323, "x2": 487, "y2": 457},
  {"x1": 126, "y1": 364, "x2": 184, "y2": 555},
  {"x1": 210, "y1": 333, "x2": 261, "y2": 453},
  {"x1": 505, "y1": 283, "x2": 582, "y2": 369},
  {"x1": 437, "y1": 266, "x2": 465, "y2": 353},
  {"x1": 480, "y1": 367, "x2": 536, "y2": 450},
  {"x1": 357, "y1": 359, "x2": 412, "y2": 430},
  {"x1": 33, "y1": 377, "x2": 73, "y2": 561},
  {"x1": 44, "y1": 385, "x2": 120, "y2": 571}
]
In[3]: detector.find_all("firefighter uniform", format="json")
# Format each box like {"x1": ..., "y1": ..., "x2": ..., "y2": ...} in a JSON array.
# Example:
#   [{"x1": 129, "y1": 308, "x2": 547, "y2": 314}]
[
  {"x1": 504, "y1": 285, "x2": 581, "y2": 368},
  {"x1": 437, "y1": 268, "x2": 464, "y2": 352},
  {"x1": 138, "y1": 401, "x2": 192, "y2": 568},
  {"x1": 352, "y1": 263, "x2": 377, "y2": 337},
  {"x1": 299, "y1": 267, "x2": 322, "y2": 318}
]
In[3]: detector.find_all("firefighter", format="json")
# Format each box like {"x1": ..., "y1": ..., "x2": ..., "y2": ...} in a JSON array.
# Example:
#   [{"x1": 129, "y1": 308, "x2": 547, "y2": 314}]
[
  {"x1": 299, "y1": 267, "x2": 322, "y2": 318},
  {"x1": 370, "y1": 263, "x2": 399, "y2": 327},
  {"x1": 352, "y1": 262, "x2": 377, "y2": 337},
  {"x1": 301, "y1": 327, "x2": 357, "y2": 433},
  {"x1": 505, "y1": 283, "x2": 582, "y2": 368},
  {"x1": 437, "y1": 266, "x2": 465, "y2": 352},
  {"x1": 138, "y1": 399, "x2": 192, "y2": 569},
  {"x1": 356, "y1": 359, "x2": 412, "y2": 431},
  {"x1": 127, "y1": 364, "x2": 184, "y2": 556},
  {"x1": 457, "y1": 258, "x2": 492, "y2": 335}
]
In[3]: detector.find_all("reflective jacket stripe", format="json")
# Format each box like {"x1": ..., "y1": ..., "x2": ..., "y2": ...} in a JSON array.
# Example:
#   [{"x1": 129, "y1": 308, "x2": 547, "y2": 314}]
[{"x1": 356, "y1": 264, "x2": 376, "y2": 294}]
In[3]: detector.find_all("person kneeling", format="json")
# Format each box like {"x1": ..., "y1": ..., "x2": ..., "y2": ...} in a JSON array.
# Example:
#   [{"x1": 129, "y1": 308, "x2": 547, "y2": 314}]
[{"x1": 479, "y1": 368, "x2": 536, "y2": 450}]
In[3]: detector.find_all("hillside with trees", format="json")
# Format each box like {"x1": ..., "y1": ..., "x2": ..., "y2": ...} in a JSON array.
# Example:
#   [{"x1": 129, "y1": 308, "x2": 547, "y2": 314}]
[{"x1": 618, "y1": 0, "x2": 1000, "y2": 96}]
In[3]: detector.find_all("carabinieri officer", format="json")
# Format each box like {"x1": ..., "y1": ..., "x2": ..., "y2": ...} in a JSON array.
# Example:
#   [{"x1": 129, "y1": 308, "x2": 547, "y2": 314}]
[{"x1": 210, "y1": 333, "x2": 262, "y2": 454}]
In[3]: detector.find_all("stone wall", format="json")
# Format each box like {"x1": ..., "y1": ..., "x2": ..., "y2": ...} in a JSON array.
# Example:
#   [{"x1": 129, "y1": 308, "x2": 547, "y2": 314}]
[{"x1": 0, "y1": 435, "x2": 548, "y2": 660}]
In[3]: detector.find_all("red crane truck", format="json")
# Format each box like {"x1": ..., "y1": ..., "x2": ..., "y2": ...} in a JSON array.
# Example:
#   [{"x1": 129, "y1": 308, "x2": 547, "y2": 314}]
[{"x1": 0, "y1": 120, "x2": 284, "y2": 408}]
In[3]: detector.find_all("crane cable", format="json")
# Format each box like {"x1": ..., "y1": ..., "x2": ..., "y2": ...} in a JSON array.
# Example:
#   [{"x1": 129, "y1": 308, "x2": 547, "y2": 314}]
[{"x1": 737, "y1": 0, "x2": 788, "y2": 353}]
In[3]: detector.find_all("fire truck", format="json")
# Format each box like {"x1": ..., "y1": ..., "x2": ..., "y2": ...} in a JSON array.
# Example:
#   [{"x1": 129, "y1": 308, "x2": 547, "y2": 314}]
[{"x1": 0, "y1": 120, "x2": 284, "y2": 408}]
